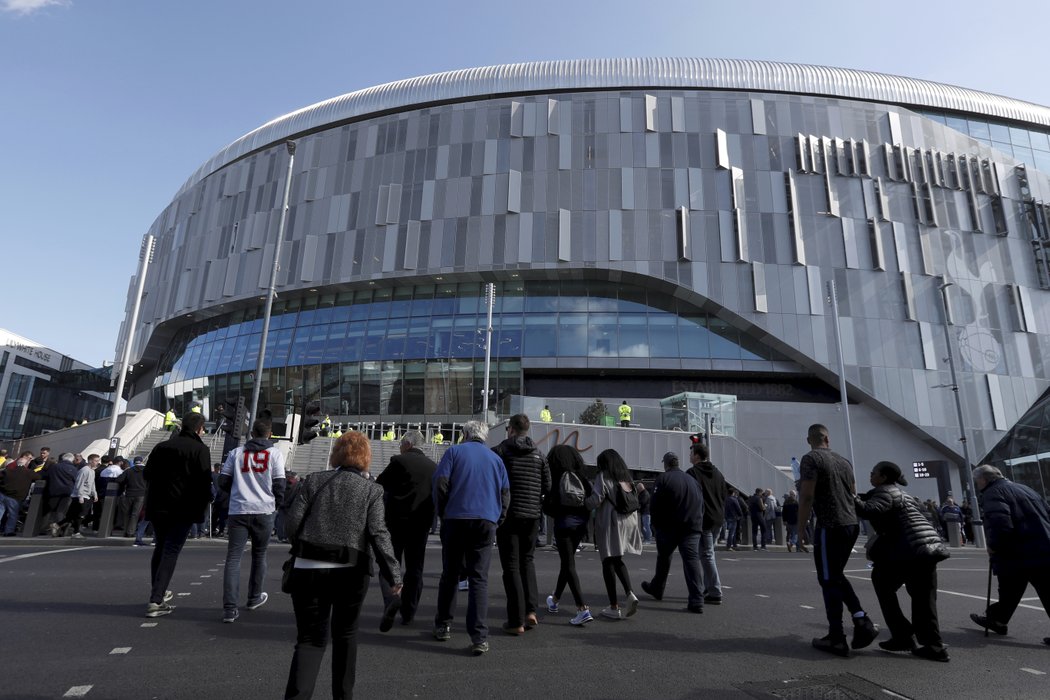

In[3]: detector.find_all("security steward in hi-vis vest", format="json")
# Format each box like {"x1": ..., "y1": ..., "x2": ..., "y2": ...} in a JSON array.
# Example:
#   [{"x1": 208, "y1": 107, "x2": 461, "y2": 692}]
[
  {"x1": 619, "y1": 401, "x2": 632, "y2": 427},
  {"x1": 432, "y1": 431, "x2": 445, "y2": 444},
  {"x1": 540, "y1": 406, "x2": 552, "y2": 423}
]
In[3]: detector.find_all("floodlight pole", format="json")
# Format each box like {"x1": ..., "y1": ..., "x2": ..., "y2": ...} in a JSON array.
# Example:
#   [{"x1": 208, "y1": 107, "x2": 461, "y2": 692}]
[
  {"x1": 248, "y1": 141, "x2": 296, "y2": 428},
  {"x1": 937, "y1": 278, "x2": 985, "y2": 548},
  {"x1": 107, "y1": 234, "x2": 156, "y2": 445},
  {"x1": 827, "y1": 279, "x2": 857, "y2": 477},
  {"x1": 481, "y1": 283, "x2": 495, "y2": 422}
]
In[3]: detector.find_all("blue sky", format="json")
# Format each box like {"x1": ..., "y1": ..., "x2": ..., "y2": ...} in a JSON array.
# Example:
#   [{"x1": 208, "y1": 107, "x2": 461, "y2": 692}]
[{"x1": 3, "y1": 0, "x2": 1050, "y2": 367}]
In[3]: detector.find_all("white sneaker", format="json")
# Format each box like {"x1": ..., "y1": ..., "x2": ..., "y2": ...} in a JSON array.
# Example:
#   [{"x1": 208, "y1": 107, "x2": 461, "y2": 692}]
[
  {"x1": 625, "y1": 592, "x2": 639, "y2": 618},
  {"x1": 246, "y1": 592, "x2": 269, "y2": 610},
  {"x1": 546, "y1": 595, "x2": 558, "y2": 613},
  {"x1": 163, "y1": 590, "x2": 174, "y2": 603},
  {"x1": 600, "y1": 606, "x2": 623, "y2": 620},
  {"x1": 570, "y1": 609, "x2": 593, "y2": 626}
]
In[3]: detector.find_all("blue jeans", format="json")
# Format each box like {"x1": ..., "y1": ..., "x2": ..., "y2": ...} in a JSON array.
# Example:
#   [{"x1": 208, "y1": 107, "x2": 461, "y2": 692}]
[
  {"x1": 223, "y1": 512, "x2": 275, "y2": 612},
  {"x1": 435, "y1": 518, "x2": 495, "y2": 644},
  {"x1": 650, "y1": 529, "x2": 703, "y2": 608},
  {"x1": 0, "y1": 494, "x2": 21, "y2": 534},
  {"x1": 699, "y1": 529, "x2": 722, "y2": 599},
  {"x1": 725, "y1": 518, "x2": 739, "y2": 549},
  {"x1": 640, "y1": 513, "x2": 652, "y2": 542}
]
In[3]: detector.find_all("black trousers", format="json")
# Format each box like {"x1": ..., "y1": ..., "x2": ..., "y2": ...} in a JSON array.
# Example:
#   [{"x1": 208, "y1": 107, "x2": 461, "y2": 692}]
[
  {"x1": 435, "y1": 518, "x2": 495, "y2": 644},
  {"x1": 149, "y1": 520, "x2": 192, "y2": 604},
  {"x1": 813, "y1": 524, "x2": 863, "y2": 638},
  {"x1": 384, "y1": 517, "x2": 431, "y2": 621},
  {"x1": 497, "y1": 516, "x2": 539, "y2": 627},
  {"x1": 285, "y1": 565, "x2": 370, "y2": 700},
  {"x1": 553, "y1": 522, "x2": 588, "y2": 608},
  {"x1": 987, "y1": 565, "x2": 1050, "y2": 625},
  {"x1": 871, "y1": 558, "x2": 943, "y2": 650}
]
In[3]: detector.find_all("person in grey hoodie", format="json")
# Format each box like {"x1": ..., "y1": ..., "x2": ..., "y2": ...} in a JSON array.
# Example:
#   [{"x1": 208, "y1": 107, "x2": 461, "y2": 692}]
[
  {"x1": 52, "y1": 453, "x2": 99, "y2": 537},
  {"x1": 219, "y1": 420, "x2": 286, "y2": 623}
]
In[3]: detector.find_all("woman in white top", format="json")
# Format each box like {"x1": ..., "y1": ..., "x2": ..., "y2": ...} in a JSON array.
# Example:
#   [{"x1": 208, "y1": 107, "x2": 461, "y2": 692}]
[{"x1": 585, "y1": 449, "x2": 643, "y2": 620}]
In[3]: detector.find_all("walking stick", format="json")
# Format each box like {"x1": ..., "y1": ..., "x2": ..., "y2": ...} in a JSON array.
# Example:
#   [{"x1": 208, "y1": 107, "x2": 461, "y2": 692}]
[{"x1": 984, "y1": 558, "x2": 993, "y2": 638}]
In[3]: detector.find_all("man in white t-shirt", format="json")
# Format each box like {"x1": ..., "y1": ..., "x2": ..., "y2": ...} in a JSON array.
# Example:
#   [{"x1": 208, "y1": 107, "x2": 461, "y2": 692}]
[{"x1": 219, "y1": 420, "x2": 286, "y2": 623}]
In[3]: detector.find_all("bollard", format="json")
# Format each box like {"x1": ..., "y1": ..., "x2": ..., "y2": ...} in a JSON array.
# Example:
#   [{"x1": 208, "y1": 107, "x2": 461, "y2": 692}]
[
  {"x1": 947, "y1": 521, "x2": 962, "y2": 547},
  {"x1": 22, "y1": 482, "x2": 48, "y2": 537},
  {"x1": 739, "y1": 514, "x2": 751, "y2": 546},
  {"x1": 95, "y1": 482, "x2": 121, "y2": 538},
  {"x1": 773, "y1": 516, "x2": 785, "y2": 545}
]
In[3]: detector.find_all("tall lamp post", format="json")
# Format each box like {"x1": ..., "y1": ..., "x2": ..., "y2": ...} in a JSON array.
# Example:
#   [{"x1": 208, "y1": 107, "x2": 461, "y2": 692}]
[
  {"x1": 107, "y1": 234, "x2": 156, "y2": 447},
  {"x1": 248, "y1": 141, "x2": 297, "y2": 429},
  {"x1": 826, "y1": 279, "x2": 857, "y2": 474},
  {"x1": 937, "y1": 278, "x2": 985, "y2": 548},
  {"x1": 481, "y1": 282, "x2": 495, "y2": 422}
]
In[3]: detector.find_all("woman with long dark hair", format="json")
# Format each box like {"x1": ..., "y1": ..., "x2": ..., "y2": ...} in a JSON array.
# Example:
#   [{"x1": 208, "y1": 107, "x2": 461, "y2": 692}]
[
  {"x1": 585, "y1": 448, "x2": 643, "y2": 620},
  {"x1": 543, "y1": 444, "x2": 594, "y2": 625},
  {"x1": 283, "y1": 432, "x2": 402, "y2": 699},
  {"x1": 855, "y1": 461, "x2": 950, "y2": 662}
]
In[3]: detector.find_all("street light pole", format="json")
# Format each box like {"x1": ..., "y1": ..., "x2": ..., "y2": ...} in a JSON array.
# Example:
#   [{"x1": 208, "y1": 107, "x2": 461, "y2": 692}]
[
  {"x1": 248, "y1": 141, "x2": 296, "y2": 428},
  {"x1": 827, "y1": 279, "x2": 857, "y2": 474},
  {"x1": 937, "y1": 278, "x2": 985, "y2": 548},
  {"x1": 481, "y1": 282, "x2": 495, "y2": 422},
  {"x1": 107, "y1": 234, "x2": 156, "y2": 446}
]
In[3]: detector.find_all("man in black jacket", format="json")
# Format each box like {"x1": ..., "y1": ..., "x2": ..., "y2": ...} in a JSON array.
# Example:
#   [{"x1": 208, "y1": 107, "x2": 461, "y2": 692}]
[
  {"x1": 687, "y1": 442, "x2": 727, "y2": 605},
  {"x1": 377, "y1": 429, "x2": 437, "y2": 625},
  {"x1": 143, "y1": 412, "x2": 213, "y2": 618},
  {"x1": 116, "y1": 457, "x2": 147, "y2": 538},
  {"x1": 641, "y1": 452, "x2": 705, "y2": 613},
  {"x1": 969, "y1": 464, "x2": 1050, "y2": 646},
  {"x1": 492, "y1": 413, "x2": 551, "y2": 634},
  {"x1": 43, "y1": 454, "x2": 79, "y2": 536}
]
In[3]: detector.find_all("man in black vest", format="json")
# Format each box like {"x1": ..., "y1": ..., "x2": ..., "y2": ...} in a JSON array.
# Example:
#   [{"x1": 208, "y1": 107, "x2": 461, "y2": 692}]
[{"x1": 376, "y1": 429, "x2": 437, "y2": 627}]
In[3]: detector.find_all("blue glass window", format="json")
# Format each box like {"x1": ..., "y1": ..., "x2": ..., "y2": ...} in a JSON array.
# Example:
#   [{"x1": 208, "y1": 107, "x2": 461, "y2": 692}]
[
  {"x1": 648, "y1": 315, "x2": 678, "y2": 357},
  {"x1": 523, "y1": 314, "x2": 557, "y2": 357},
  {"x1": 558, "y1": 314, "x2": 587, "y2": 356}
]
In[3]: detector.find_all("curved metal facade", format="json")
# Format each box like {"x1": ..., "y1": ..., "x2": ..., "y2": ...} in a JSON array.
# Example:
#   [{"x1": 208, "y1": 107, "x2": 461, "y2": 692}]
[{"x1": 122, "y1": 60, "x2": 1050, "y2": 476}]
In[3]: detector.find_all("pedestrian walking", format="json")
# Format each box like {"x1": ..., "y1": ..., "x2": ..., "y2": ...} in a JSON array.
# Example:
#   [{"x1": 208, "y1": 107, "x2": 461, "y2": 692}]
[
  {"x1": 283, "y1": 431, "x2": 401, "y2": 699},
  {"x1": 143, "y1": 412, "x2": 213, "y2": 618},
  {"x1": 219, "y1": 420, "x2": 286, "y2": 623},
  {"x1": 641, "y1": 452, "x2": 705, "y2": 613},
  {"x1": 968, "y1": 464, "x2": 1050, "y2": 646},
  {"x1": 432, "y1": 420, "x2": 510, "y2": 656},
  {"x1": 685, "y1": 442, "x2": 727, "y2": 605},
  {"x1": 797, "y1": 423, "x2": 879, "y2": 656},
  {"x1": 543, "y1": 444, "x2": 594, "y2": 626},
  {"x1": 855, "y1": 461, "x2": 950, "y2": 662},
  {"x1": 586, "y1": 449, "x2": 642, "y2": 620}
]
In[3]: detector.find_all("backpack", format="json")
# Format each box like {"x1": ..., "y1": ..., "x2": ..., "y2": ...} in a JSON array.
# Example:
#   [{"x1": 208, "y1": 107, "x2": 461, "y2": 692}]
[
  {"x1": 613, "y1": 480, "x2": 640, "y2": 515},
  {"x1": 559, "y1": 471, "x2": 586, "y2": 508}
]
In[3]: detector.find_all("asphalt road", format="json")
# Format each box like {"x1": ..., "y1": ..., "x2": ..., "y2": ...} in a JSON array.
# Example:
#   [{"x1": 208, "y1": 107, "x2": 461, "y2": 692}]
[{"x1": 1, "y1": 538, "x2": 1047, "y2": 699}]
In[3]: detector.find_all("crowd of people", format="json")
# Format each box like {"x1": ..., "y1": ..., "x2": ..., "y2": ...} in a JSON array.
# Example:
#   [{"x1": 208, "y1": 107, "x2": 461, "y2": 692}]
[{"x1": 4, "y1": 412, "x2": 1050, "y2": 700}]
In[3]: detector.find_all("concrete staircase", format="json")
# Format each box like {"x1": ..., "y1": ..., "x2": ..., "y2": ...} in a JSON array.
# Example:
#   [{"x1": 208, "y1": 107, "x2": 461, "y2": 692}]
[
  {"x1": 135, "y1": 429, "x2": 229, "y2": 464},
  {"x1": 285, "y1": 436, "x2": 449, "y2": 477}
]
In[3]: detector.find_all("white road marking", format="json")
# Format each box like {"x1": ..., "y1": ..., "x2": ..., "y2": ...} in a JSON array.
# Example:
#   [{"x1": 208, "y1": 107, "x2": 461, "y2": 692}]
[
  {"x1": 721, "y1": 585, "x2": 732, "y2": 589},
  {"x1": 755, "y1": 594, "x2": 770, "y2": 598},
  {"x1": 0, "y1": 547, "x2": 100, "y2": 564},
  {"x1": 881, "y1": 689, "x2": 910, "y2": 699},
  {"x1": 190, "y1": 582, "x2": 203, "y2": 586},
  {"x1": 199, "y1": 574, "x2": 211, "y2": 578},
  {"x1": 208, "y1": 568, "x2": 219, "y2": 572},
  {"x1": 140, "y1": 623, "x2": 157, "y2": 628},
  {"x1": 724, "y1": 558, "x2": 739, "y2": 562},
  {"x1": 845, "y1": 575, "x2": 1045, "y2": 612},
  {"x1": 800, "y1": 604, "x2": 815, "y2": 609},
  {"x1": 1021, "y1": 668, "x2": 1046, "y2": 676},
  {"x1": 64, "y1": 686, "x2": 93, "y2": 697},
  {"x1": 110, "y1": 647, "x2": 131, "y2": 655},
  {"x1": 177, "y1": 592, "x2": 191, "y2": 597}
]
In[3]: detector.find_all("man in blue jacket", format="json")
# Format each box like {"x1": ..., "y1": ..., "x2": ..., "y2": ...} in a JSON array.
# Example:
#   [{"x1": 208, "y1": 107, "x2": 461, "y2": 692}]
[
  {"x1": 969, "y1": 464, "x2": 1050, "y2": 646},
  {"x1": 432, "y1": 420, "x2": 510, "y2": 656}
]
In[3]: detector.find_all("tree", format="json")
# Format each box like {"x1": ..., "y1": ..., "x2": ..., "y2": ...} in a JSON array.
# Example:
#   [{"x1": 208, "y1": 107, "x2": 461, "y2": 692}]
[{"x1": 578, "y1": 399, "x2": 608, "y2": 425}]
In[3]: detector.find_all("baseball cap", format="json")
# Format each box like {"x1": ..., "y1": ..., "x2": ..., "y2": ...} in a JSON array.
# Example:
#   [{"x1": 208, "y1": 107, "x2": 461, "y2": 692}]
[{"x1": 662, "y1": 451, "x2": 678, "y2": 465}]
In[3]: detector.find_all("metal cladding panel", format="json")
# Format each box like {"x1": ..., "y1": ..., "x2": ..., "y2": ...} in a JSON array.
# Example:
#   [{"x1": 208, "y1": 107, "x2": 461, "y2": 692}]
[{"x1": 174, "y1": 58, "x2": 1050, "y2": 198}]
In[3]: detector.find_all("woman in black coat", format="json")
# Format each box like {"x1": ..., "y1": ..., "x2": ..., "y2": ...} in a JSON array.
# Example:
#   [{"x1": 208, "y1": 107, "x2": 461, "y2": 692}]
[{"x1": 854, "y1": 461, "x2": 950, "y2": 663}]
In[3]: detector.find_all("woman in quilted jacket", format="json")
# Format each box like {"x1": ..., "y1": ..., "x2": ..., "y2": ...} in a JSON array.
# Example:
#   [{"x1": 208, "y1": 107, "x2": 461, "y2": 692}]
[{"x1": 855, "y1": 461, "x2": 950, "y2": 663}]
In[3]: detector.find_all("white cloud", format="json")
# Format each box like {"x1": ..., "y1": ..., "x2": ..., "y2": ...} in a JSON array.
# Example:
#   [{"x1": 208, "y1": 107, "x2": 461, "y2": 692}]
[{"x1": 1, "y1": 0, "x2": 71, "y2": 15}]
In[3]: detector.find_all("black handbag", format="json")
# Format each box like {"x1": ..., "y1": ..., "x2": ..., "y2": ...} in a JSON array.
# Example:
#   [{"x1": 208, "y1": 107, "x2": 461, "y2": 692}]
[{"x1": 281, "y1": 470, "x2": 344, "y2": 594}]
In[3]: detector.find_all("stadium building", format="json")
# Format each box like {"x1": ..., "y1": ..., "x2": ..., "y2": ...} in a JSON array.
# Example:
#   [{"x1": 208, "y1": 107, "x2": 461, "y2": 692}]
[{"x1": 117, "y1": 59, "x2": 1050, "y2": 497}]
